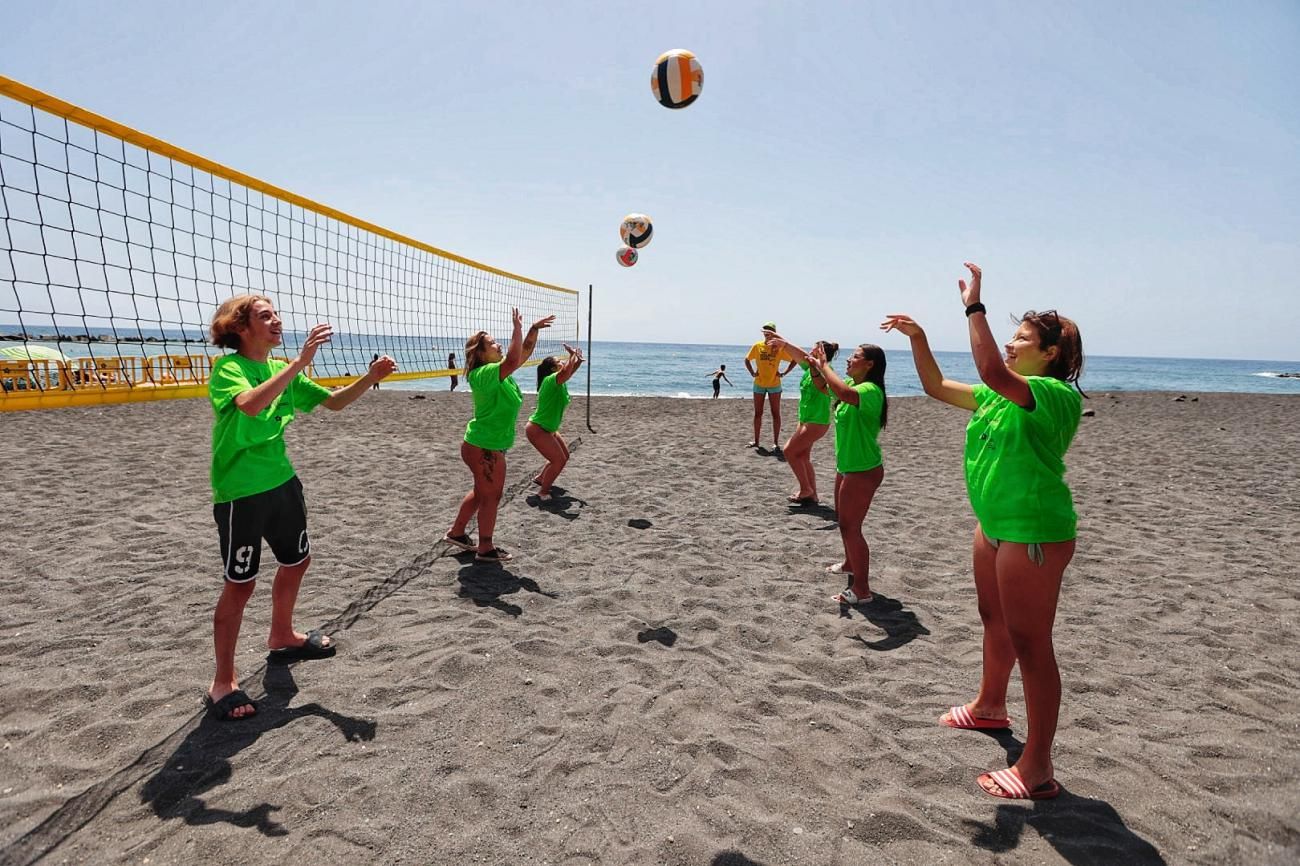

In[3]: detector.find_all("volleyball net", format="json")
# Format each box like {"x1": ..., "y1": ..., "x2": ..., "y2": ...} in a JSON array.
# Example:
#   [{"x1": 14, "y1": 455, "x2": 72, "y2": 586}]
[{"x1": 0, "y1": 76, "x2": 580, "y2": 411}]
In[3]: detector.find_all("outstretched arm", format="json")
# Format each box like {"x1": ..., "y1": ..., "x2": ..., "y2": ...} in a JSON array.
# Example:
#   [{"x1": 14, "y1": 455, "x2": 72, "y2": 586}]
[
  {"x1": 766, "y1": 338, "x2": 829, "y2": 393},
  {"x1": 880, "y1": 314, "x2": 977, "y2": 410},
  {"x1": 324, "y1": 355, "x2": 398, "y2": 410},
  {"x1": 499, "y1": 308, "x2": 525, "y2": 378},
  {"x1": 771, "y1": 339, "x2": 810, "y2": 365},
  {"x1": 768, "y1": 336, "x2": 855, "y2": 403},
  {"x1": 234, "y1": 323, "x2": 331, "y2": 416},
  {"x1": 808, "y1": 345, "x2": 859, "y2": 405},
  {"x1": 959, "y1": 262, "x2": 1033, "y2": 408},
  {"x1": 500, "y1": 309, "x2": 554, "y2": 379},
  {"x1": 555, "y1": 343, "x2": 584, "y2": 385},
  {"x1": 723, "y1": 372, "x2": 733, "y2": 386},
  {"x1": 520, "y1": 314, "x2": 555, "y2": 363}
]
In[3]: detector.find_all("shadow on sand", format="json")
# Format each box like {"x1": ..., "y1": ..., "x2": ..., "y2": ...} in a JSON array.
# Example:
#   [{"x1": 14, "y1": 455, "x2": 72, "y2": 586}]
[
  {"x1": 456, "y1": 559, "x2": 559, "y2": 617},
  {"x1": 839, "y1": 591, "x2": 931, "y2": 650},
  {"x1": 965, "y1": 790, "x2": 1166, "y2": 865},
  {"x1": 960, "y1": 729, "x2": 1165, "y2": 864},
  {"x1": 139, "y1": 663, "x2": 376, "y2": 836}
]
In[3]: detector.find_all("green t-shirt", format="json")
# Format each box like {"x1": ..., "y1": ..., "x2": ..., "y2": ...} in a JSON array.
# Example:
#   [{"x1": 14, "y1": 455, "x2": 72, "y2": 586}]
[
  {"x1": 833, "y1": 381, "x2": 884, "y2": 473},
  {"x1": 465, "y1": 362, "x2": 523, "y2": 450},
  {"x1": 797, "y1": 361, "x2": 832, "y2": 425},
  {"x1": 529, "y1": 372, "x2": 570, "y2": 433},
  {"x1": 965, "y1": 377, "x2": 1082, "y2": 543},
  {"x1": 209, "y1": 354, "x2": 332, "y2": 503}
]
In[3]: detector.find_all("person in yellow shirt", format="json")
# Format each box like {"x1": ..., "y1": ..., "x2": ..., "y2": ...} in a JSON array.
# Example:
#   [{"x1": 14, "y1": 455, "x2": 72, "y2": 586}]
[{"x1": 745, "y1": 321, "x2": 797, "y2": 450}]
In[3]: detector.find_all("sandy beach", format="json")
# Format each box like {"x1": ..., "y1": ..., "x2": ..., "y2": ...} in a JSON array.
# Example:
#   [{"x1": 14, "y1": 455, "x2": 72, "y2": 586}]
[{"x1": 1, "y1": 390, "x2": 1297, "y2": 866}]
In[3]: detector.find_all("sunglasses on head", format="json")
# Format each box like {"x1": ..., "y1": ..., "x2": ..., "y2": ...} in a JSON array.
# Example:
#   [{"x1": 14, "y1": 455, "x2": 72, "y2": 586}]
[{"x1": 1027, "y1": 310, "x2": 1063, "y2": 344}]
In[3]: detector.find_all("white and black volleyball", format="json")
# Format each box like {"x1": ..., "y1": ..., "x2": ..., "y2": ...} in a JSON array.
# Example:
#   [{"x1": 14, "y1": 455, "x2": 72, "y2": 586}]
[
  {"x1": 619, "y1": 213, "x2": 653, "y2": 249},
  {"x1": 651, "y1": 49, "x2": 703, "y2": 109}
]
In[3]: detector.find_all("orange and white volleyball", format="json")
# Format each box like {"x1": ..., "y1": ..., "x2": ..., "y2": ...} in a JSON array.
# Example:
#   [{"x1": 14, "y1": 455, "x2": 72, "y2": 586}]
[
  {"x1": 619, "y1": 213, "x2": 653, "y2": 249},
  {"x1": 616, "y1": 246, "x2": 638, "y2": 267},
  {"x1": 651, "y1": 49, "x2": 703, "y2": 109}
]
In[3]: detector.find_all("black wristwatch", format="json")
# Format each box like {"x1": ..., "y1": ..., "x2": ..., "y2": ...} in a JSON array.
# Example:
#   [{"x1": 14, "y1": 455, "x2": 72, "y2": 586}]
[{"x1": 965, "y1": 302, "x2": 987, "y2": 318}]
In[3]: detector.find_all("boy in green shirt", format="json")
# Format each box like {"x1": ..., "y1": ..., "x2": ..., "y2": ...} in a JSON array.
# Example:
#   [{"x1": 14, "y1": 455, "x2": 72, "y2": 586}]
[{"x1": 205, "y1": 294, "x2": 396, "y2": 721}]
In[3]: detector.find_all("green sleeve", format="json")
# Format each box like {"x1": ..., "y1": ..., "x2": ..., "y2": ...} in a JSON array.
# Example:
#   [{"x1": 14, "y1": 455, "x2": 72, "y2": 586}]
[
  {"x1": 291, "y1": 372, "x2": 333, "y2": 413},
  {"x1": 855, "y1": 381, "x2": 882, "y2": 413},
  {"x1": 1027, "y1": 377, "x2": 1080, "y2": 431},
  {"x1": 209, "y1": 357, "x2": 252, "y2": 414}
]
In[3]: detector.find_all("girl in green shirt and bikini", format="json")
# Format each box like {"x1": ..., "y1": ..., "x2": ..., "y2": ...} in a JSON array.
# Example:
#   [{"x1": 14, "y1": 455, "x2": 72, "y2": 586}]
[
  {"x1": 778, "y1": 340, "x2": 839, "y2": 507},
  {"x1": 526, "y1": 343, "x2": 584, "y2": 502},
  {"x1": 882, "y1": 262, "x2": 1084, "y2": 802},
  {"x1": 766, "y1": 333, "x2": 888, "y2": 607},
  {"x1": 444, "y1": 307, "x2": 555, "y2": 563}
]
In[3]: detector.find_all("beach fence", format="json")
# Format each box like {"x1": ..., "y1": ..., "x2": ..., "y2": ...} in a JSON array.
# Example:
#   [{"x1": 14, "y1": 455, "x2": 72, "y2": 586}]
[{"x1": 0, "y1": 76, "x2": 580, "y2": 411}]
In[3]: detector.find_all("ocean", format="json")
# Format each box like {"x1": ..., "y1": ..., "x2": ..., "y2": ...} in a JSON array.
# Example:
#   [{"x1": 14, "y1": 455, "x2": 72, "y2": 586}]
[
  {"x1": 6, "y1": 331, "x2": 1299, "y2": 398},
  {"x1": 391, "y1": 341, "x2": 1300, "y2": 399}
]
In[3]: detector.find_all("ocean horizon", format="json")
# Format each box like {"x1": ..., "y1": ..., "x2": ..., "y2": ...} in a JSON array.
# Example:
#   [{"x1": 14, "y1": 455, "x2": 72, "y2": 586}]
[
  {"x1": 5, "y1": 332, "x2": 1298, "y2": 399},
  {"x1": 387, "y1": 340, "x2": 1300, "y2": 399}
]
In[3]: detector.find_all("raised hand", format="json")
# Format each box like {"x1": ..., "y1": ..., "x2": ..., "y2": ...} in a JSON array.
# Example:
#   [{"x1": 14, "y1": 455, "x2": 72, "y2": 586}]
[
  {"x1": 531, "y1": 315, "x2": 556, "y2": 331},
  {"x1": 809, "y1": 342, "x2": 827, "y2": 367},
  {"x1": 880, "y1": 314, "x2": 925, "y2": 338},
  {"x1": 368, "y1": 355, "x2": 398, "y2": 380},
  {"x1": 298, "y1": 323, "x2": 334, "y2": 366},
  {"x1": 958, "y1": 261, "x2": 982, "y2": 306},
  {"x1": 512, "y1": 307, "x2": 524, "y2": 331}
]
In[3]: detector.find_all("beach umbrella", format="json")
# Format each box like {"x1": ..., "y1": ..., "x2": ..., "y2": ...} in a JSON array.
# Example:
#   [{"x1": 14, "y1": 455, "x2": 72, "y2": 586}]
[{"x1": 0, "y1": 344, "x2": 71, "y2": 363}]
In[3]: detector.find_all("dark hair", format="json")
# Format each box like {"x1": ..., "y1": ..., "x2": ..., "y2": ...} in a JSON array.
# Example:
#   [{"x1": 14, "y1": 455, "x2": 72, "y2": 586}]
[
  {"x1": 1020, "y1": 310, "x2": 1085, "y2": 393},
  {"x1": 537, "y1": 355, "x2": 560, "y2": 387},
  {"x1": 818, "y1": 340, "x2": 839, "y2": 364},
  {"x1": 857, "y1": 344, "x2": 888, "y2": 429},
  {"x1": 720, "y1": 364, "x2": 726, "y2": 370}
]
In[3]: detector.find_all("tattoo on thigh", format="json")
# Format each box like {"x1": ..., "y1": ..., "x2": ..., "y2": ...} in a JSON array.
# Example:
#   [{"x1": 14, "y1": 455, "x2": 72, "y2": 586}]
[{"x1": 483, "y1": 450, "x2": 497, "y2": 482}]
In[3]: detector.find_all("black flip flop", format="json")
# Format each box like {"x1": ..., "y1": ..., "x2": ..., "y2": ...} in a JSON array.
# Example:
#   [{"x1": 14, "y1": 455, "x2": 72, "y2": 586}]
[
  {"x1": 204, "y1": 689, "x2": 258, "y2": 722},
  {"x1": 267, "y1": 629, "x2": 336, "y2": 663},
  {"x1": 475, "y1": 547, "x2": 514, "y2": 564}
]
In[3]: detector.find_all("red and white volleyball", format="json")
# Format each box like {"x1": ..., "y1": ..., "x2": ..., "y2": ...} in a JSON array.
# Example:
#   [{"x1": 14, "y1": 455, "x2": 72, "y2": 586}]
[{"x1": 619, "y1": 213, "x2": 653, "y2": 249}]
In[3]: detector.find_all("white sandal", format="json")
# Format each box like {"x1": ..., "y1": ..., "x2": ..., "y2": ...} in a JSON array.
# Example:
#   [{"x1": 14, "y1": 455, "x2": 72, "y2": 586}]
[{"x1": 832, "y1": 587, "x2": 872, "y2": 605}]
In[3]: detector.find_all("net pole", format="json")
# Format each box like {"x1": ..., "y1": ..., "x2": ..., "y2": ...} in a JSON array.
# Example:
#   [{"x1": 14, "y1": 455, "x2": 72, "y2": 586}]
[{"x1": 585, "y1": 283, "x2": 595, "y2": 434}]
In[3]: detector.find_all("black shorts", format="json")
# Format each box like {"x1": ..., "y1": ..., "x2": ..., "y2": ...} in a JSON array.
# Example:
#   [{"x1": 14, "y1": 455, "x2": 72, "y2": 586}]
[
  {"x1": 712, "y1": 379, "x2": 721, "y2": 395},
  {"x1": 213, "y1": 476, "x2": 310, "y2": 583}
]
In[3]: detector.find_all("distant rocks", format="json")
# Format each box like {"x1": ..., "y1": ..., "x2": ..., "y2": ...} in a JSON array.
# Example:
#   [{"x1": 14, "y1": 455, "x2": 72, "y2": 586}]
[
  {"x1": 0, "y1": 332, "x2": 199, "y2": 344},
  {"x1": 1278, "y1": 372, "x2": 1300, "y2": 379}
]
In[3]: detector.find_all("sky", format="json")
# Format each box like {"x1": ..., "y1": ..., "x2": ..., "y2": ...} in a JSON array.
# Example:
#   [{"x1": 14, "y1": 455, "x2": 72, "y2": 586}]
[{"x1": 2, "y1": 0, "x2": 1298, "y2": 360}]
